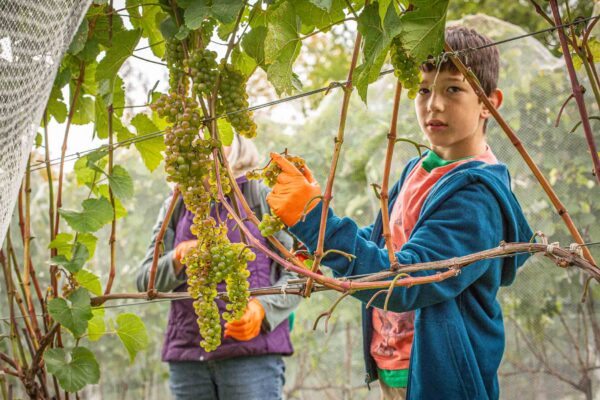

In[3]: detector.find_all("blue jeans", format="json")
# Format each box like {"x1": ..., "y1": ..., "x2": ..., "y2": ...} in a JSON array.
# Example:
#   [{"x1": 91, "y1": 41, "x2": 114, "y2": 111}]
[{"x1": 168, "y1": 355, "x2": 286, "y2": 400}]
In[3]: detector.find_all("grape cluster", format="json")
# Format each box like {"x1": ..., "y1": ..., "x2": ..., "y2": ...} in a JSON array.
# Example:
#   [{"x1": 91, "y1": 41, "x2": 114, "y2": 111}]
[
  {"x1": 184, "y1": 233, "x2": 255, "y2": 351},
  {"x1": 246, "y1": 154, "x2": 306, "y2": 188},
  {"x1": 165, "y1": 39, "x2": 187, "y2": 92},
  {"x1": 258, "y1": 213, "x2": 285, "y2": 237},
  {"x1": 390, "y1": 37, "x2": 421, "y2": 99},
  {"x1": 186, "y1": 49, "x2": 219, "y2": 95},
  {"x1": 218, "y1": 64, "x2": 257, "y2": 139}
]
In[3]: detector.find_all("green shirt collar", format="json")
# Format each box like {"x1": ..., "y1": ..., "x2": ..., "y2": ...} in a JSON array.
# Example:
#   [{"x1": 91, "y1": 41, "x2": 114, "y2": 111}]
[{"x1": 421, "y1": 150, "x2": 475, "y2": 173}]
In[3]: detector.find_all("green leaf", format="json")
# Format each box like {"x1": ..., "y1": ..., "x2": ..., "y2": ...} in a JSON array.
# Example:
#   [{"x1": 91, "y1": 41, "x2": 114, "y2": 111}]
[
  {"x1": 68, "y1": 20, "x2": 89, "y2": 55},
  {"x1": 95, "y1": 185, "x2": 128, "y2": 219},
  {"x1": 295, "y1": 0, "x2": 345, "y2": 32},
  {"x1": 127, "y1": 0, "x2": 166, "y2": 58},
  {"x1": 159, "y1": 16, "x2": 178, "y2": 40},
  {"x1": 308, "y1": 0, "x2": 332, "y2": 11},
  {"x1": 115, "y1": 313, "x2": 149, "y2": 363},
  {"x1": 48, "y1": 233, "x2": 75, "y2": 258},
  {"x1": 35, "y1": 133, "x2": 42, "y2": 148},
  {"x1": 47, "y1": 288, "x2": 93, "y2": 337},
  {"x1": 46, "y1": 86, "x2": 68, "y2": 124},
  {"x1": 45, "y1": 347, "x2": 100, "y2": 392},
  {"x1": 231, "y1": 46, "x2": 257, "y2": 77},
  {"x1": 71, "y1": 96, "x2": 95, "y2": 125},
  {"x1": 398, "y1": 0, "x2": 448, "y2": 63},
  {"x1": 59, "y1": 197, "x2": 114, "y2": 233},
  {"x1": 184, "y1": 0, "x2": 244, "y2": 29},
  {"x1": 242, "y1": 26, "x2": 267, "y2": 67},
  {"x1": 108, "y1": 165, "x2": 134, "y2": 200},
  {"x1": 354, "y1": 2, "x2": 402, "y2": 103},
  {"x1": 96, "y1": 29, "x2": 142, "y2": 82},
  {"x1": 217, "y1": 119, "x2": 234, "y2": 146},
  {"x1": 264, "y1": 2, "x2": 303, "y2": 95},
  {"x1": 78, "y1": 233, "x2": 98, "y2": 260},
  {"x1": 75, "y1": 269, "x2": 102, "y2": 296},
  {"x1": 131, "y1": 113, "x2": 165, "y2": 172},
  {"x1": 50, "y1": 242, "x2": 89, "y2": 274},
  {"x1": 87, "y1": 308, "x2": 106, "y2": 341}
]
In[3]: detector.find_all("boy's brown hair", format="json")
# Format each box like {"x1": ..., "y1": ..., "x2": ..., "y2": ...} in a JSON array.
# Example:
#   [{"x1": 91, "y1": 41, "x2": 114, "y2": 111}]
[{"x1": 421, "y1": 26, "x2": 499, "y2": 96}]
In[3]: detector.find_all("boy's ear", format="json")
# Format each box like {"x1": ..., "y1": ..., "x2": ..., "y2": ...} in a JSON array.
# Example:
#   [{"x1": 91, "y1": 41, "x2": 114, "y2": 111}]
[{"x1": 481, "y1": 88, "x2": 504, "y2": 118}]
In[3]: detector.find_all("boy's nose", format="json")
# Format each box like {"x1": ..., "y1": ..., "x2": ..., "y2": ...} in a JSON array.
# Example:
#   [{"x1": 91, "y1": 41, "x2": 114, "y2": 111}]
[{"x1": 427, "y1": 90, "x2": 444, "y2": 113}]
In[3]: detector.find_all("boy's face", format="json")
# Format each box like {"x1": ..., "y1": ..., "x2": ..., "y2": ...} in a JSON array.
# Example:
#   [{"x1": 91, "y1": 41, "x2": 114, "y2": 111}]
[{"x1": 415, "y1": 69, "x2": 500, "y2": 160}]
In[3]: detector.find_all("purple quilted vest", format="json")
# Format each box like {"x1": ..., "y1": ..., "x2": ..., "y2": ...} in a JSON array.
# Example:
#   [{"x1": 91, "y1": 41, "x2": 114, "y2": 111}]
[{"x1": 162, "y1": 177, "x2": 293, "y2": 362}]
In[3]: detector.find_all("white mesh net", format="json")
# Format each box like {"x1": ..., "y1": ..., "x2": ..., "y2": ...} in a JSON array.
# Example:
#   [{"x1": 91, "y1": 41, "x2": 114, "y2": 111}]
[{"x1": 0, "y1": 0, "x2": 91, "y2": 247}]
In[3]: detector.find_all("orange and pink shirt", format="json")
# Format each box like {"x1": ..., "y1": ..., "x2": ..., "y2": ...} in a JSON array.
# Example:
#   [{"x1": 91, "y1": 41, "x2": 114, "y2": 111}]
[{"x1": 371, "y1": 146, "x2": 498, "y2": 386}]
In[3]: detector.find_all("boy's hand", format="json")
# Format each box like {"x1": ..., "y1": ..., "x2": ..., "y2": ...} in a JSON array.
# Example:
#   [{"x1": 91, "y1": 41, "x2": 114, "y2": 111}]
[
  {"x1": 224, "y1": 298, "x2": 265, "y2": 341},
  {"x1": 267, "y1": 152, "x2": 321, "y2": 226}
]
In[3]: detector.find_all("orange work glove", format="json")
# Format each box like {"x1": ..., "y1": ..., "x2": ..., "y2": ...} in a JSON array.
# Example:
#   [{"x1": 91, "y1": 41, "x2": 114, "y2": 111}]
[
  {"x1": 172, "y1": 240, "x2": 198, "y2": 274},
  {"x1": 266, "y1": 152, "x2": 321, "y2": 227},
  {"x1": 224, "y1": 298, "x2": 265, "y2": 341}
]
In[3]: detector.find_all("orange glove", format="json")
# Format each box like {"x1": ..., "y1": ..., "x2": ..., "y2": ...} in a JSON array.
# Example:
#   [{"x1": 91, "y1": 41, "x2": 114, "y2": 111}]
[
  {"x1": 172, "y1": 240, "x2": 198, "y2": 274},
  {"x1": 266, "y1": 152, "x2": 321, "y2": 226},
  {"x1": 224, "y1": 298, "x2": 265, "y2": 341}
]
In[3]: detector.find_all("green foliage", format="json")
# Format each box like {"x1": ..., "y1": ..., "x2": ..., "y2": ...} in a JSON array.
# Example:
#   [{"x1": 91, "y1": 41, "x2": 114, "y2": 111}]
[
  {"x1": 354, "y1": 2, "x2": 402, "y2": 102},
  {"x1": 50, "y1": 242, "x2": 89, "y2": 274},
  {"x1": 59, "y1": 197, "x2": 114, "y2": 233},
  {"x1": 45, "y1": 347, "x2": 100, "y2": 392},
  {"x1": 48, "y1": 288, "x2": 94, "y2": 337},
  {"x1": 264, "y1": 2, "x2": 303, "y2": 95},
  {"x1": 75, "y1": 269, "x2": 103, "y2": 296},
  {"x1": 182, "y1": 0, "x2": 244, "y2": 29},
  {"x1": 131, "y1": 113, "x2": 166, "y2": 172},
  {"x1": 87, "y1": 308, "x2": 106, "y2": 342},
  {"x1": 108, "y1": 165, "x2": 135, "y2": 201},
  {"x1": 114, "y1": 313, "x2": 149, "y2": 363}
]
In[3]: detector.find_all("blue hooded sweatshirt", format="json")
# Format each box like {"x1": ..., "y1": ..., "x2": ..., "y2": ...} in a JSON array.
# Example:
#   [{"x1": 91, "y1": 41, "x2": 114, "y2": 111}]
[{"x1": 289, "y1": 156, "x2": 533, "y2": 400}]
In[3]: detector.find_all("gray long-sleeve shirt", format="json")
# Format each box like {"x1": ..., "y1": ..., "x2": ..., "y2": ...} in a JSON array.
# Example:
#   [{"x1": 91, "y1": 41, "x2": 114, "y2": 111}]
[{"x1": 136, "y1": 184, "x2": 301, "y2": 331}]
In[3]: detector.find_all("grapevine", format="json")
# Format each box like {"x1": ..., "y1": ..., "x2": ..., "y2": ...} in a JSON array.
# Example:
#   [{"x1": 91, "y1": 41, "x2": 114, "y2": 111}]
[{"x1": 390, "y1": 37, "x2": 422, "y2": 99}]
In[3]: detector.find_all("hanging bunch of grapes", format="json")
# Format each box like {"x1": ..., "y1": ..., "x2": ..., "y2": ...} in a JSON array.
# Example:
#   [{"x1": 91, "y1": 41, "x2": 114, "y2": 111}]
[
  {"x1": 150, "y1": 37, "x2": 259, "y2": 350},
  {"x1": 218, "y1": 63, "x2": 257, "y2": 139},
  {"x1": 390, "y1": 37, "x2": 422, "y2": 99},
  {"x1": 165, "y1": 39, "x2": 187, "y2": 92}
]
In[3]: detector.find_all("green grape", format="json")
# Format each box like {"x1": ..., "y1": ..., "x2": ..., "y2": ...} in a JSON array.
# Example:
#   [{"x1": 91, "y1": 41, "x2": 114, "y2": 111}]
[
  {"x1": 218, "y1": 63, "x2": 257, "y2": 139},
  {"x1": 259, "y1": 213, "x2": 285, "y2": 237},
  {"x1": 165, "y1": 39, "x2": 188, "y2": 92},
  {"x1": 390, "y1": 37, "x2": 422, "y2": 99},
  {"x1": 186, "y1": 48, "x2": 219, "y2": 95}
]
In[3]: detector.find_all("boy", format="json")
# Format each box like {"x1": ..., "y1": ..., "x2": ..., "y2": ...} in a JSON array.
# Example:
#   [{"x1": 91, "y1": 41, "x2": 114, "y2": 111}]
[{"x1": 267, "y1": 26, "x2": 533, "y2": 400}]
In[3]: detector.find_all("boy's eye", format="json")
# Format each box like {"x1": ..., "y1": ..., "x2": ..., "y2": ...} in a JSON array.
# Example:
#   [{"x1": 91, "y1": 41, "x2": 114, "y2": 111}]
[
  {"x1": 418, "y1": 87, "x2": 430, "y2": 95},
  {"x1": 447, "y1": 86, "x2": 462, "y2": 93}
]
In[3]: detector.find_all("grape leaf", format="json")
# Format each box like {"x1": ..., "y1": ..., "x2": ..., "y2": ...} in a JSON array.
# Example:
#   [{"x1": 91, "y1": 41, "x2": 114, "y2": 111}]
[
  {"x1": 96, "y1": 29, "x2": 142, "y2": 82},
  {"x1": 264, "y1": 2, "x2": 303, "y2": 95},
  {"x1": 398, "y1": 0, "x2": 448, "y2": 64},
  {"x1": 50, "y1": 242, "x2": 89, "y2": 274},
  {"x1": 131, "y1": 113, "x2": 165, "y2": 172},
  {"x1": 184, "y1": 0, "x2": 244, "y2": 29},
  {"x1": 295, "y1": 0, "x2": 345, "y2": 32},
  {"x1": 126, "y1": 0, "x2": 166, "y2": 58},
  {"x1": 115, "y1": 313, "x2": 149, "y2": 363},
  {"x1": 48, "y1": 233, "x2": 74, "y2": 258},
  {"x1": 45, "y1": 347, "x2": 100, "y2": 392},
  {"x1": 217, "y1": 119, "x2": 234, "y2": 146},
  {"x1": 87, "y1": 308, "x2": 106, "y2": 341},
  {"x1": 241, "y1": 26, "x2": 267, "y2": 67},
  {"x1": 231, "y1": 46, "x2": 257, "y2": 77},
  {"x1": 68, "y1": 19, "x2": 89, "y2": 55},
  {"x1": 59, "y1": 197, "x2": 114, "y2": 233},
  {"x1": 75, "y1": 269, "x2": 102, "y2": 296},
  {"x1": 308, "y1": 0, "x2": 332, "y2": 11},
  {"x1": 47, "y1": 288, "x2": 93, "y2": 337},
  {"x1": 354, "y1": 2, "x2": 402, "y2": 103},
  {"x1": 46, "y1": 86, "x2": 68, "y2": 124},
  {"x1": 108, "y1": 165, "x2": 134, "y2": 200}
]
